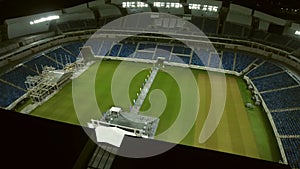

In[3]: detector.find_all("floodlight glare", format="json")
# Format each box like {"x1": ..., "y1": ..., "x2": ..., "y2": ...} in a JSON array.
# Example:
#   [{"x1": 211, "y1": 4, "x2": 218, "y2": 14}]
[
  {"x1": 29, "y1": 15, "x2": 60, "y2": 25},
  {"x1": 295, "y1": 30, "x2": 300, "y2": 35}
]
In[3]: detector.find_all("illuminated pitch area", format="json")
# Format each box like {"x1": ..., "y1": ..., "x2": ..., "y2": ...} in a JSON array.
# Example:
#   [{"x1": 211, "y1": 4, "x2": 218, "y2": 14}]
[{"x1": 22, "y1": 60, "x2": 281, "y2": 162}]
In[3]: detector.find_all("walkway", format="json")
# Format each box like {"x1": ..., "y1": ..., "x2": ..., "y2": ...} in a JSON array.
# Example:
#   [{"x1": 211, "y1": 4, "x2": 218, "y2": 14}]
[{"x1": 130, "y1": 67, "x2": 159, "y2": 114}]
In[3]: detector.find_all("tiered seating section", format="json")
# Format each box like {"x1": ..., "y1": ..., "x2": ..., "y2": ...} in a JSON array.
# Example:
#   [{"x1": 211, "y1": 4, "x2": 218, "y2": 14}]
[
  {"x1": 271, "y1": 110, "x2": 300, "y2": 136},
  {"x1": 0, "y1": 81, "x2": 25, "y2": 107},
  {"x1": 280, "y1": 138, "x2": 300, "y2": 169},
  {"x1": 1, "y1": 40, "x2": 300, "y2": 169},
  {"x1": 245, "y1": 59, "x2": 300, "y2": 169},
  {"x1": 261, "y1": 87, "x2": 300, "y2": 110},
  {"x1": 0, "y1": 44, "x2": 81, "y2": 108},
  {"x1": 234, "y1": 52, "x2": 256, "y2": 72},
  {"x1": 252, "y1": 72, "x2": 298, "y2": 91}
]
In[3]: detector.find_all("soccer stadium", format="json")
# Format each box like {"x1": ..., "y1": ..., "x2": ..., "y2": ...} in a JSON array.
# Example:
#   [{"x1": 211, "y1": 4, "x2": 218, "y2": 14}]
[{"x1": 0, "y1": 0, "x2": 299, "y2": 168}]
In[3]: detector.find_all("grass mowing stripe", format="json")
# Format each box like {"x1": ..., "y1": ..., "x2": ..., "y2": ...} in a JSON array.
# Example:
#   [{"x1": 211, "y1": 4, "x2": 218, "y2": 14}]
[
  {"x1": 194, "y1": 72, "x2": 211, "y2": 148},
  {"x1": 230, "y1": 77, "x2": 259, "y2": 158},
  {"x1": 236, "y1": 78, "x2": 282, "y2": 162},
  {"x1": 141, "y1": 70, "x2": 181, "y2": 136},
  {"x1": 96, "y1": 60, "x2": 120, "y2": 113}
]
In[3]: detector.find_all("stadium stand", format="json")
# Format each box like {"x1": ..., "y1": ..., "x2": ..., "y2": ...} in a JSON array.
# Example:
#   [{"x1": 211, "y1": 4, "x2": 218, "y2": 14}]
[
  {"x1": 137, "y1": 43, "x2": 156, "y2": 51},
  {"x1": 24, "y1": 54, "x2": 64, "y2": 72},
  {"x1": 252, "y1": 72, "x2": 298, "y2": 91},
  {"x1": 271, "y1": 110, "x2": 300, "y2": 136},
  {"x1": 221, "y1": 51, "x2": 235, "y2": 70},
  {"x1": 85, "y1": 39, "x2": 103, "y2": 55},
  {"x1": 246, "y1": 61, "x2": 283, "y2": 78},
  {"x1": 0, "y1": 81, "x2": 25, "y2": 107},
  {"x1": 63, "y1": 42, "x2": 84, "y2": 57},
  {"x1": 191, "y1": 52, "x2": 204, "y2": 66},
  {"x1": 209, "y1": 53, "x2": 221, "y2": 68},
  {"x1": 197, "y1": 49, "x2": 210, "y2": 66},
  {"x1": 172, "y1": 46, "x2": 192, "y2": 55},
  {"x1": 0, "y1": 66, "x2": 37, "y2": 89},
  {"x1": 234, "y1": 52, "x2": 256, "y2": 72},
  {"x1": 170, "y1": 55, "x2": 190, "y2": 64},
  {"x1": 46, "y1": 48, "x2": 77, "y2": 65},
  {"x1": 154, "y1": 44, "x2": 172, "y2": 60},
  {"x1": 107, "y1": 44, "x2": 122, "y2": 56},
  {"x1": 1, "y1": 3, "x2": 300, "y2": 167},
  {"x1": 99, "y1": 41, "x2": 113, "y2": 56},
  {"x1": 135, "y1": 51, "x2": 154, "y2": 60},
  {"x1": 280, "y1": 138, "x2": 300, "y2": 169},
  {"x1": 261, "y1": 86, "x2": 300, "y2": 111},
  {"x1": 118, "y1": 42, "x2": 137, "y2": 57}
]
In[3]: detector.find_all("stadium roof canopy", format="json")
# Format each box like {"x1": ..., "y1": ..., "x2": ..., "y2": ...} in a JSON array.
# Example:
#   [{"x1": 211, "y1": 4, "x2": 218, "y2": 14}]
[{"x1": 0, "y1": 0, "x2": 300, "y2": 23}]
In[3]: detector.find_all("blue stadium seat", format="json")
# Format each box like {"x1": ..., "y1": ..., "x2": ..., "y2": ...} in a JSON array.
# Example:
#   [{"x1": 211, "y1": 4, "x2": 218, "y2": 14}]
[
  {"x1": 63, "y1": 42, "x2": 84, "y2": 57},
  {"x1": 261, "y1": 87, "x2": 300, "y2": 110},
  {"x1": 99, "y1": 41, "x2": 113, "y2": 56},
  {"x1": 137, "y1": 43, "x2": 156, "y2": 51},
  {"x1": 154, "y1": 45, "x2": 172, "y2": 60},
  {"x1": 234, "y1": 52, "x2": 256, "y2": 72},
  {"x1": 280, "y1": 138, "x2": 300, "y2": 169},
  {"x1": 107, "y1": 44, "x2": 122, "y2": 56},
  {"x1": 172, "y1": 46, "x2": 192, "y2": 55},
  {"x1": 0, "y1": 66, "x2": 37, "y2": 89},
  {"x1": 119, "y1": 43, "x2": 137, "y2": 57},
  {"x1": 247, "y1": 61, "x2": 283, "y2": 78},
  {"x1": 209, "y1": 53, "x2": 220, "y2": 68},
  {"x1": 197, "y1": 49, "x2": 209, "y2": 66},
  {"x1": 191, "y1": 52, "x2": 204, "y2": 66},
  {"x1": 46, "y1": 48, "x2": 76, "y2": 65},
  {"x1": 24, "y1": 55, "x2": 63, "y2": 72},
  {"x1": 252, "y1": 72, "x2": 298, "y2": 91},
  {"x1": 271, "y1": 110, "x2": 300, "y2": 135},
  {"x1": 221, "y1": 51, "x2": 234, "y2": 70},
  {"x1": 0, "y1": 81, "x2": 25, "y2": 107}
]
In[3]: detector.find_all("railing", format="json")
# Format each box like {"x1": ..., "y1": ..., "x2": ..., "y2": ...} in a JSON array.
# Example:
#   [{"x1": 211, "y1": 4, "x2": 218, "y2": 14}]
[{"x1": 1, "y1": 28, "x2": 299, "y2": 71}]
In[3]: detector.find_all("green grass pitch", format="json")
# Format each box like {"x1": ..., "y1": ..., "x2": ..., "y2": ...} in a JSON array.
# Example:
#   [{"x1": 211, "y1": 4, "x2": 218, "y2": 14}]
[{"x1": 24, "y1": 60, "x2": 281, "y2": 162}]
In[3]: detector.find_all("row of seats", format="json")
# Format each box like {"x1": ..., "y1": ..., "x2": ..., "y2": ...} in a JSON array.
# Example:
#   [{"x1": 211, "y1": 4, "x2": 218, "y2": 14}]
[
  {"x1": 24, "y1": 55, "x2": 64, "y2": 72},
  {"x1": 0, "y1": 44, "x2": 81, "y2": 108},
  {"x1": 271, "y1": 110, "x2": 300, "y2": 135},
  {"x1": 0, "y1": 66, "x2": 37, "y2": 90},
  {"x1": 63, "y1": 42, "x2": 84, "y2": 57},
  {"x1": 280, "y1": 138, "x2": 300, "y2": 169},
  {"x1": 87, "y1": 41, "x2": 256, "y2": 73},
  {"x1": 46, "y1": 48, "x2": 77, "y2": 65},
  {"x1": 0, "y1": 81, "x2": 25, "y2": 107},
  {"x1": 261, "y1": 87, "x2": 300, "y2": 111},
  {"x1": 247, "y1": 61, "x2": 283, "y2": 78},
  {"x1": 234, "y1": 52, "x2": 256, "y2": 72},
  {"x1": 252, "y1": 72, "x2": 298, "y2": 92}
]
